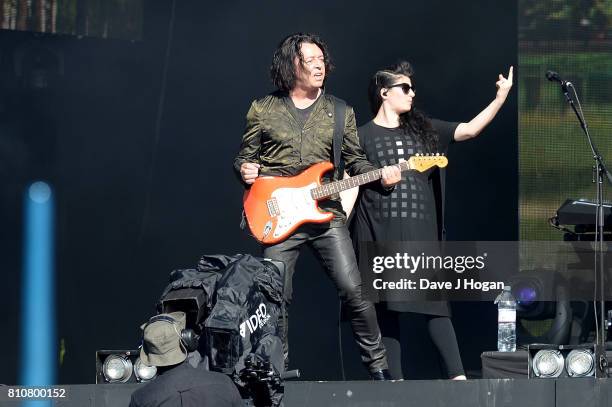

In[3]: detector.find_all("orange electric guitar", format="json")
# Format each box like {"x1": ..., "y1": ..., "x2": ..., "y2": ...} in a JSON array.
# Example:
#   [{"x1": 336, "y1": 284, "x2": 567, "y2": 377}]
[{"x1": 243, "y1": 154, "x2": 448, "y2": 244}]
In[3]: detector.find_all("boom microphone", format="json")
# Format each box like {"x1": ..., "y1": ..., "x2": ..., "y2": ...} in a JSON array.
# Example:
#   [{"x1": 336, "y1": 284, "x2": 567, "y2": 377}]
[{"x1": 545, "y1": 70, "x2": 569, "y2": 86}]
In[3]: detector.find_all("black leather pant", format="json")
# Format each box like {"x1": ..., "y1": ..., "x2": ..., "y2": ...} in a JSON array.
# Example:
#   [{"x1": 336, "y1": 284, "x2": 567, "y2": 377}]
[{"x1": 263, "y1": 224, "x2": 388, "y2": 373}]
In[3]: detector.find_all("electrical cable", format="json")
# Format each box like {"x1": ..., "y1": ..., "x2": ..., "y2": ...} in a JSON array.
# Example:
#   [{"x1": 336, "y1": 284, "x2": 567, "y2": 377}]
[
  {"x1": 136, "y1": 0, "x2": 177, "y2": 248},
  {"x1": 338, "y1": 300, "x2": 346, "y2": 380}
]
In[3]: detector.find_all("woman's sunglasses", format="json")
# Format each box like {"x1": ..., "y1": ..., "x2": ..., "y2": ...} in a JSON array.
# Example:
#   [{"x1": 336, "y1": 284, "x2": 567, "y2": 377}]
[{"x1": 387, "y1": 83, "x2": 415, "y2": 94}]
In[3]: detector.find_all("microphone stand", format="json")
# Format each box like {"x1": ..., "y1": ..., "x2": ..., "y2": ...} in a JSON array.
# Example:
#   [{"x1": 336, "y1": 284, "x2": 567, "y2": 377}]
[{"x1": 560, "y1": 80, "x2": 612, "y2": 377}]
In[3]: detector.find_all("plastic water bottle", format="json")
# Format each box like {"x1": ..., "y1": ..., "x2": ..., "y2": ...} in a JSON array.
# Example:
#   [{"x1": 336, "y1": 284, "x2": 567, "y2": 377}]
[{"x1": 494, "y1": 285, "x2": 516, "y2": 352}]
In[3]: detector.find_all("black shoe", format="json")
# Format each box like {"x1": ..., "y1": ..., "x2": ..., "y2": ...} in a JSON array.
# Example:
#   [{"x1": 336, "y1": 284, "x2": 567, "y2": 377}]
[{"x1": 370, "y1": 369, "x2": 393, "y2": 381}]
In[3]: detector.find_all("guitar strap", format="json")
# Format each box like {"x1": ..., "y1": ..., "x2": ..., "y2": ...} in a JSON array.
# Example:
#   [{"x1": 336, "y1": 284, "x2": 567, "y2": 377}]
[{"x1": 331, "y1": 96, "x2": 347, "y2": 180}]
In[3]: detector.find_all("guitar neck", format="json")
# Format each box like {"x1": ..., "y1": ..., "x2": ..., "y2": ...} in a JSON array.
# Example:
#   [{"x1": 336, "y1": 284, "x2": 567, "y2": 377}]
[{"x1": 311, "y1": 160, "x2": 412, "y2": 200}]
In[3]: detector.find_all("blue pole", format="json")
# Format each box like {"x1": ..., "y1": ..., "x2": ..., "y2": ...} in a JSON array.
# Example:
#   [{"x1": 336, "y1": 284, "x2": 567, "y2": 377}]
[{"x1": 20, "y1": 181, "x2": 56, "y2": 396}]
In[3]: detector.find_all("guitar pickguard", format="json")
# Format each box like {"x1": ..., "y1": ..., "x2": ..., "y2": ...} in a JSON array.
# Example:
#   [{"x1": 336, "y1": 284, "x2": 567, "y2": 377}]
[{"x1": 269, "y1": 183, "x2": 328, "y2": 238}]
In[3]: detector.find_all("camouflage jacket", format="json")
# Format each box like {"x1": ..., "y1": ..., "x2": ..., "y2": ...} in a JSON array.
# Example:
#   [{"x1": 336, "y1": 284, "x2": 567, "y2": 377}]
[{"x1": 233, "y1": 90, "x2": 378, "y2": 225}]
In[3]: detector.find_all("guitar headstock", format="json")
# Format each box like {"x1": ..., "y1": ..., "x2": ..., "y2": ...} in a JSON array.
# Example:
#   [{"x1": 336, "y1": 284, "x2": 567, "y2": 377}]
[{"x1": 407, "y1": 153, "x2": 448, "y2": 172}]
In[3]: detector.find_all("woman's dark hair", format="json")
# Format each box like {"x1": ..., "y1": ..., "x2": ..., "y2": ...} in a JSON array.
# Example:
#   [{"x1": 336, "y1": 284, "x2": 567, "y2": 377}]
[
  {"x1": 368, "y1": 60, "x2": 438, "y2": 152},
  {"x1": 270, "y1": 33, "x2": 334, "y2": 92}
]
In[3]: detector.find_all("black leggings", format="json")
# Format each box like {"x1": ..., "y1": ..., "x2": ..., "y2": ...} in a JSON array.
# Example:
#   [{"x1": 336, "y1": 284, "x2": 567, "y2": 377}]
[{"x1": 377, "y1": 308, "x2": 465, "y2": 379}]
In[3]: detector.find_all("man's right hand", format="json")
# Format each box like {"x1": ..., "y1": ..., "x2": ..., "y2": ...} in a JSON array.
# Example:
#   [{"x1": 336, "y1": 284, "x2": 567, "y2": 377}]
[{"x1": 240, "y1": 162, "x2": 260, "y2": 184}]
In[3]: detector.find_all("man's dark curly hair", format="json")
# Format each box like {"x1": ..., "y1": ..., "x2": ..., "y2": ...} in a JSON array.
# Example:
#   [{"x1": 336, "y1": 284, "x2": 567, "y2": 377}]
[
  {"x1": 270, "y1": 33, "x2": 334, "y2": 92},
  {"x1": 368, "y1": 60, "x2": 438, "y2": 153}
]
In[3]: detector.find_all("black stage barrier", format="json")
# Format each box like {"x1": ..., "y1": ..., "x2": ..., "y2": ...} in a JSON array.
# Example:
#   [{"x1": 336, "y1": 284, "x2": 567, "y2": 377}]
[
  {"x1": 7, "y1": 379, "x2": 612, "y2": 406},
  {"x1": 5, "y1": 379, "x2": 596, "y2": 407}
]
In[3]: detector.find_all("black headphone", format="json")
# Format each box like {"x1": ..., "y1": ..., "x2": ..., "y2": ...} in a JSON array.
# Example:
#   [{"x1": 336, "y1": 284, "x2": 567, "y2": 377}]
[{"x1": 145, "y1": 314, "x2": 200, "y2": 353}]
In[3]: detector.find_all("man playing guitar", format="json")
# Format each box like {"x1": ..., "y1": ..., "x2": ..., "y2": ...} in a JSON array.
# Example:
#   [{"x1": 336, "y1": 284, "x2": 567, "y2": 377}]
[{"x1": 233, "y1": 33, "x2": 400, "y2": 380}]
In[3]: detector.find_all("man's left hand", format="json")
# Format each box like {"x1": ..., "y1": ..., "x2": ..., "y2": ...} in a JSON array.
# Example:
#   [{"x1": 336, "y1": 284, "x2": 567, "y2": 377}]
[{"x1": 381, "y1": 165, "x2": 401, "y2": 188}]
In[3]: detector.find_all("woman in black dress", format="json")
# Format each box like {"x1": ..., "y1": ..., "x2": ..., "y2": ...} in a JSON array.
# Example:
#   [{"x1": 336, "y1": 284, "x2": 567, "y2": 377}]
[{"x1": 344, "y1": 60, "x2": 513, "y2": 379}]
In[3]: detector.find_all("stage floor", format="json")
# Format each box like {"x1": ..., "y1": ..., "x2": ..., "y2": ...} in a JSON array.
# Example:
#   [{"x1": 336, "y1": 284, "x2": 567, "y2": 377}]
[{"x1": 2, "y1": 378, "x2": 611, "y2": 406}]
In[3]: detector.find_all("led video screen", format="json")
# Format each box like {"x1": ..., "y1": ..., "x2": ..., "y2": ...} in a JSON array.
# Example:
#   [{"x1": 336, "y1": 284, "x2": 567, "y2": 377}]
[{"x1": 0, "y1": 0, "x2": 142, "y2": 40}]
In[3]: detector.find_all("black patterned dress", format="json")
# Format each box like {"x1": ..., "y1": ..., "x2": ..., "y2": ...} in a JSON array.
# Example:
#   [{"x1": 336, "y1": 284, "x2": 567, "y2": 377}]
[{"x1": 351, "y1": 119, "x2": 458, "y2": 315}]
